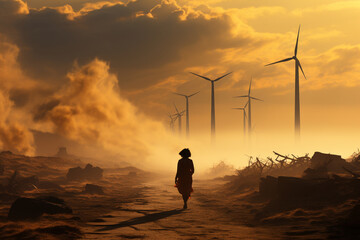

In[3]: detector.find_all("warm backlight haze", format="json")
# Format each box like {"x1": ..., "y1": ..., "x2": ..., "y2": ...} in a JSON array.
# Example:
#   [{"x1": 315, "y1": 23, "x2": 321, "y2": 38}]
[{"x1": 0, "y1": 0, "x2": 359, "y2": 172}]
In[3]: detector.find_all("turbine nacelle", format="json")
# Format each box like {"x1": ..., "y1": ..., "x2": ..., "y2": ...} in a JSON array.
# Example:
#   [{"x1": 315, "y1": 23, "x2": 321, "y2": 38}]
[{"x1": 189, "y1": 72, "x2": 232, "y2": 82}]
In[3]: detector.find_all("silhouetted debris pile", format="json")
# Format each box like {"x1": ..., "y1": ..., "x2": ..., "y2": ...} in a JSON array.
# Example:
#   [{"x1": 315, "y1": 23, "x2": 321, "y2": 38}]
[
  {"x1": 66, "y1": 164, "x2": 103, "y2": 181},
  {"x1": 83, "y1": 184, "x2": 104, "y2": 194},
  {"x1": 227, "y1": 152, "x2": 311, "y2": 193},
  {"x1": 8, "y1": 196, "x2": 72, "y2": 220},
  {"x1": 258, "y1": 152, "x2": 360, "y2": 203}
]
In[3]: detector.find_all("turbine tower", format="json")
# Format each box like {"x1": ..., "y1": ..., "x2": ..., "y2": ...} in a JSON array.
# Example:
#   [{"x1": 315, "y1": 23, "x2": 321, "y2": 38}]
[
  {"x1": 173, "y1": 104, "x2": 185, "y2": 134},
  {"x1": 173, "y1": 91, "x2": 200, "y2": 138},
  {"x1": 233, "y1": 101, "x2": 248, "y2": 136},
  {"x1": 234, "y1": 78, "x2": 263, "y2": 136},
  {"x1": 265, "y1": 25, "x2": 306, "y2": 138},
  {"x1": 190, "y1": 72, "x2": 232, "y2": 141}
]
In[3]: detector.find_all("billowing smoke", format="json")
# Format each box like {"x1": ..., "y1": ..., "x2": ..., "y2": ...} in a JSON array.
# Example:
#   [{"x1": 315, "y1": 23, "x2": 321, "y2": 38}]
[
  {"x1": 34, "y1": 58, "x2": 174, "y2": 164},
  {"x1": 0, "y1": 37, "x2": 34, "y2": 155}
]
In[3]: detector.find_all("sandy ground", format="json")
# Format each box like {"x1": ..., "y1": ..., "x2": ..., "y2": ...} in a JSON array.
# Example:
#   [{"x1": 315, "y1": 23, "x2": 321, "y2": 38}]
[
  {"x1": 0, "y1": 152, "x2": 356, "y2": 239},
  {"x1": 82, "y1": 178, "x2": 284, "y2": 240}
]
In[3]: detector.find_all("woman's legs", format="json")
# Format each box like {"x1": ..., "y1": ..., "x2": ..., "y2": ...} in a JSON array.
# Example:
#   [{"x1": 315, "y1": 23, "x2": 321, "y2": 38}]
[{"x1": 182, "y1": 194, "x2": 188, "y2": 209}]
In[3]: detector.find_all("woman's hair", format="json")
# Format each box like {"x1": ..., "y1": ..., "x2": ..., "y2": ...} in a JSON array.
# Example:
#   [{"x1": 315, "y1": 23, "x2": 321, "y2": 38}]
[{"x1": 179, "y1": 148, "x2": 191, "y2": 158}]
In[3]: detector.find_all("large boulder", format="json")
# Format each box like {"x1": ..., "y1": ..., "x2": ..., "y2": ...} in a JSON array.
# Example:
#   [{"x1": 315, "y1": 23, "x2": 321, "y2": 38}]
[
  {"x1": 66, "y1": 164, "x2": 103, "y2": 181},
  {"x1": 8, "y1": 196, "x2": 72, "y2": 220},
  {"x1": 83, "y1": 184, "x2": 104, "y2": 194}
]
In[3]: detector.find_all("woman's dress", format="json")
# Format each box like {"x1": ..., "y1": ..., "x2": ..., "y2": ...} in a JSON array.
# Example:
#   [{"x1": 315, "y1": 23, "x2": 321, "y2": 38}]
[{"x1": 175, "y1": 158, "x2": 194, "y2": 198}]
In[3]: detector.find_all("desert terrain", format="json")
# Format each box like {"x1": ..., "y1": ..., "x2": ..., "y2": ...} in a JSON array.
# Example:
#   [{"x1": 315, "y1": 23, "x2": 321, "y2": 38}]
[{"x1": 0, "y1": 150, "x2": 360, "y2": 239}]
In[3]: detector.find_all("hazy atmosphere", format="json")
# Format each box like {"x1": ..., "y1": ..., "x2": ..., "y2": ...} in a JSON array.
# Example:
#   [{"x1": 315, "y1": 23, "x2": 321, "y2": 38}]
[
  {"x1": 1, "y1": 1, "x2": 360, "y2": 239},
  {"x1": 0, "y1": 0, "x2": 359, "y2": 173}
]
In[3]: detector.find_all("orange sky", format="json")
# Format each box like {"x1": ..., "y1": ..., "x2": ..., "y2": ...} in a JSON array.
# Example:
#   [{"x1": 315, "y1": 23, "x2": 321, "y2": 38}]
[{"x1": 0, "y1": 0, "x2": 360, "y2": 169}]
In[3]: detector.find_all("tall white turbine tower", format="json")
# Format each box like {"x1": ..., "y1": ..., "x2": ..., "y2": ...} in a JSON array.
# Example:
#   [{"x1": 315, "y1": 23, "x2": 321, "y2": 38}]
[
  {"x1": 234, "y1": 78, "x2": 263, "y2": 136},
  {"x1": 173, "y1": 91, "x2": 200, "y2": 138},
  {"x1": 265, "y1": 25, "x2": 306, "y2": 138},
  {"x1": 233, "y1": 101, "x2": 248, "y2": 136},
  {"x1": 190, "y1": 72, "x2": 232, "y2": 141}
]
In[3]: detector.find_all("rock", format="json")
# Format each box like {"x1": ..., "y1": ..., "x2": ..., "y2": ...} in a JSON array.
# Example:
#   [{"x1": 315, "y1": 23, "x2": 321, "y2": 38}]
[
  {"x1": 8, "y1": 196, "x2": 72, "y2": 220},
  {"x1": 310, "y1": 152, "x2": 351, "y2": 174},
  {"x1": 84, "y1": 184, "x2": 104, "y2": 194},
  {"x1": 66, "y1": 164, "x2": 103, "y2": 181}
]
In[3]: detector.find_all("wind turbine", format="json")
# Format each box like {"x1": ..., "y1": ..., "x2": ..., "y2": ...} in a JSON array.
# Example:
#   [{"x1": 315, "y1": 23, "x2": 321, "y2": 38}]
[
  {"x1": 234, "y1": 78, "x2": 263, "y2": 136},
  {"x1": 190, "y1": 71, "x2": 232, "y2": 141},
  {"x1": 265, "y1": 25, "x2": 306, "y2": 138},
  {"x1": 168, "y1": 113, "x2": 177, "y2": 133},
  {"x1": 173, "y1": 91, "x2": 200, "y2": 138},
  {"x1": 233, "y1": 101, "x2": 248, "y2": 136},
  {"x1": 173, "y1": 104, "x2": 185, "y2": 134}
]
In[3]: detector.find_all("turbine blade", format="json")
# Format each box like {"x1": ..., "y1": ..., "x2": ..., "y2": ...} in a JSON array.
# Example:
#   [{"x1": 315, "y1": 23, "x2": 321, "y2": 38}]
[
  {"x1": 265, "y1": 57, "x2": 293, "y2": 66},
  {"x1": 234, "y1": 95, "x2": 249, "y2": 98},
  {"x1": 232, "y1": 108, "x2": 244, "y2": 110},
  {"x1": 244, "y1": 101, "x2": 249, "y2": 108},
  {"x1": 249, "y1": 77, "x2": 252, "y2": 95},
  {"x1": 173, "y1": 103, "x2": 179, "y2": 114},
  {"x1": 295, "y1": 25, "x2": 301, "y2": 56},
  {"x1": 173, "y1": 92, "x2": 186, "y2": 97},
  {"x1": 190, "y1": 72, "x2": 211, "y2": 81},
  {"x1": 297, "y1": 59, "x2": 307, "y2": 79},
  {"x1": 250, "y1": 96, "x2": 264, "y2": 101},
  {"x1": 214, "y1": 72, "x2": 232, "y2": 82},
  {"x1": 188, "y1": 91, "x2": 200, "y2": 98}
]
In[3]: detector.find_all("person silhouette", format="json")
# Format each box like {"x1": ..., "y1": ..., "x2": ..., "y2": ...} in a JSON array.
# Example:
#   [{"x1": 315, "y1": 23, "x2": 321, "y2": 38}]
[{"x1": 175, "y1": 148, "x2": 194, "y2": 209}]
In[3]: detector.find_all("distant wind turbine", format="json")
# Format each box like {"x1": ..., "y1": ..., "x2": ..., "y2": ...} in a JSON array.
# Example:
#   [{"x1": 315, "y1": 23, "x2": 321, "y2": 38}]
[
  {"x1": 234, "y1": 78, "x2": 263, "y2": 136},
  {"x1": 173, "y1": 91, "x2": 200, "y2": 138},
  {"x1": 173, "y1": 104, "x2": 185, "y2": 134},
  {"x1": 190, "y1": 71, "x2": 232, "y2": 141},
  {"x1": 265, "y1": 25, "x2": 306, "y2": 138},
  {"x1": 233, "y1": 101, "x2": 248, "y2": 136},
  {"x1": 168, "y1": 113, "x2": 177, "y2": 133}
]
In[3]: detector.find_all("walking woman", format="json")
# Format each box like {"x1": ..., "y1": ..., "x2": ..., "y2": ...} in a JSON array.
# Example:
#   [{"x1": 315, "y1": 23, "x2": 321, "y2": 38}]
[{"x1": 175, "y1": 148, "x2": 194, "y2": 209}]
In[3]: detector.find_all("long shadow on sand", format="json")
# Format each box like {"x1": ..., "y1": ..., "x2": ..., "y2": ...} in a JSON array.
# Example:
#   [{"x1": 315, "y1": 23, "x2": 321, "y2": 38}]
[{"x1": 96, "y1": 209, "x2": 184, "y2": 231}]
